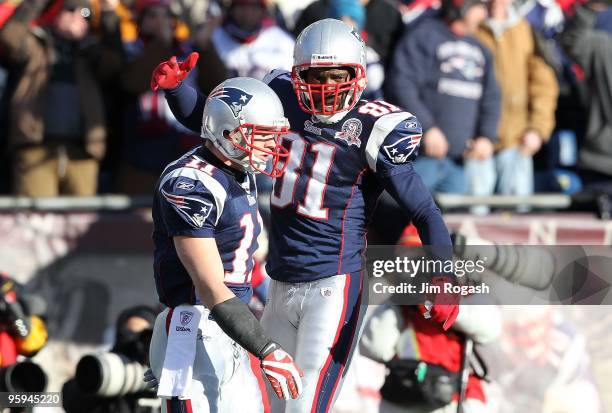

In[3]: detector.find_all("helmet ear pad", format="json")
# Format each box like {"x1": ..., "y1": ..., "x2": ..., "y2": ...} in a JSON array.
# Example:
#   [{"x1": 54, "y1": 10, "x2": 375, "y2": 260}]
[{"x1": 222, "y1": 130, "x2": 239, "y2": 148}]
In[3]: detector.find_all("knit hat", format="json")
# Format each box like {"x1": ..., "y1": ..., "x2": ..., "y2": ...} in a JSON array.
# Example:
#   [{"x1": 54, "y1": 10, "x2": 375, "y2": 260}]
[{"x1": 328, "y1": 0, "x2": 366, "y2": 30}]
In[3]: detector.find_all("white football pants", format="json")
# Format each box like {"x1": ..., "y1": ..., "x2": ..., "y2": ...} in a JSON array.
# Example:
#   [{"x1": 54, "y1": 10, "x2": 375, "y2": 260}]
[
  {"x1": 149, "y1": 307, "x2": 265, "y2": 413},
  {"x1": 261, "y1": 271, "x2": 366, "y2": 413}
]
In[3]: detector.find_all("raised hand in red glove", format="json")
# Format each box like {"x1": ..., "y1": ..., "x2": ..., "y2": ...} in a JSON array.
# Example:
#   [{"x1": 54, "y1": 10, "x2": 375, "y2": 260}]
[
  {"x1": 150, "y1": 52, "x2": 199, "y2": 92},
  {"x1": 418, "y1": 276, "x2": 460, "y2": 330},
  {"x1": 260, "y1": 343, "x2": 303, "y2": 400}
]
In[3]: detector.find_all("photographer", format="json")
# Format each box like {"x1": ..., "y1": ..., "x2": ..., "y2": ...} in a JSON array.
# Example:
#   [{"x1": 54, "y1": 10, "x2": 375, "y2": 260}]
[
  {"x1": 360, "y1": 226, "x2": 501, "y2": 413},
  {"x1": 361, "y1": 303, "x2": 501, "y2": 413},
  {"x1": 62, "y1": 305, "x2": 159, "y2": 413}
]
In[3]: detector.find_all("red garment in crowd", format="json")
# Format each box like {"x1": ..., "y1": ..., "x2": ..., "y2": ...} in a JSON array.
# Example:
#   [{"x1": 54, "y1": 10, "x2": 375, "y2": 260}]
[
  {"x1": 397, "y1": 224, "x2": 485, "y2": 403},
  {"x1": 0, "y1": 331, "x2": 18, "y2": 367},
  {"x1": 400, "y1": 307, "x2": 486, "y2": 402}
]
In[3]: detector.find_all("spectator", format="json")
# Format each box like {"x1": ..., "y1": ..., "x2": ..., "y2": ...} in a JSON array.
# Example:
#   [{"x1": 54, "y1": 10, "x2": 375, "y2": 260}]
[
  {"x1": 0, "y1": 0, "x2": 122, "y2": 197},
  {"x1": 386, "y1": 0, "x2": 500, "y2": 209},
  {"x1": 327, "y1": 0, "x2": 386, "y2": 99},
  {"x1": 274, "y1": 0, "x2": 318, "y2": 30},
  {"x1": 515, "y1": 0, "x2": 590, "y2": 171},
  {"x1": 396, "y1": 0, "x2": 442, "y2": 28},
  {"x1": 517, "y1": 0, "x2": 565, "y2": 37},
  {"x1": 293, "y1": 0, "x2": 403, "y2": 64},
  {"x1": 362, "y1": 0, "x2": 404, "y2": 64},
  {"x1": 117, "y1": 0, "x2": 228, "y2": 194},
  {"x1": 476, "y1": 0, "x2": 559, "y2": 200},
  {"x1": 169, "y1": 0, "x2": 216, "y2": 33},
  {"x1": 561, "y1": 2, "x2": 612, "y2": 195},
  {"x1": 212, "y1": 0, "x2": 294, "y2": 79}
]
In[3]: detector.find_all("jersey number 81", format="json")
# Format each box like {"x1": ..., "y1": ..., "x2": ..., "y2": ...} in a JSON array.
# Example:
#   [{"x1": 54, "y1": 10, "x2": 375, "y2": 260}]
[{"x1": 270, "y1": 134, "x2": 335, "y2": 220}]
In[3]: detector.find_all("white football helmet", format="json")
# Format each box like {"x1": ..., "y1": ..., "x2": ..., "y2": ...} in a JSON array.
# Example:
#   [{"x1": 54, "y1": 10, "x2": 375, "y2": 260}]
[
  {"x1": 202, "y1": 77, "x2": 290, "y2": 177},
  {"x1": 292, "y1": 19, "x2": 367, "y2": 123}
]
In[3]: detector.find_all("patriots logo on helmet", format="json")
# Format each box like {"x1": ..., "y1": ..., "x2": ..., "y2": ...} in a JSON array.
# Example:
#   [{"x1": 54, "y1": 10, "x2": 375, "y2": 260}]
[
  {"x1": 383, "y1": 134, "x2": 422, "y2": 164},
  {"x1": 209, "y1": 87, "x2": 253, "y2": 118},
  {"x1": 161, "y1": 189, "x2": 214, "y2": 228}
]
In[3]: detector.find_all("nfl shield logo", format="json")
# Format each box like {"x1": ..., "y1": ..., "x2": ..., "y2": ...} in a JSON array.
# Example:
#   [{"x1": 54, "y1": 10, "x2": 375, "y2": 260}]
[{"x1": 180, "y1": 311, "x2": 194, "y2": 326}]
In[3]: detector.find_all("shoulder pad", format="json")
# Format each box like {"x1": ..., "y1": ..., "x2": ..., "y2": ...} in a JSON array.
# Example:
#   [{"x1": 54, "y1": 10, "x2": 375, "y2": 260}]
[{"x1": 263, "y1": 69, "x2": 292, "y2": 85}]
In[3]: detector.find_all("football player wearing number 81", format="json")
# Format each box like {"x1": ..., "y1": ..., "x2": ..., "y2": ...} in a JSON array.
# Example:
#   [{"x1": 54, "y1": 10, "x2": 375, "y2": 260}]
[
  {"x1": 149, "y1": 77, "x2": 303, "y2": 413},
  {"x1": 152, "y1": 19, "x2": 459, "y2": 413}
]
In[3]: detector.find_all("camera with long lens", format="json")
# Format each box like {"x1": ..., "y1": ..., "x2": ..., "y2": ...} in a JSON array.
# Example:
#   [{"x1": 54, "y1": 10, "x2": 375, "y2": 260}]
[
  {"x1": 75, "y1": 352, "x2": 149, "y2": 396},
  {"x1": 0, "y1": 361, "x2": 47, "y2": 392},
  {"x1": 451, "y1": 232, "x2": 556, "y2": 290},
  {"x1": 75, "y1": 328, "x2": 153, "y2": 397}
]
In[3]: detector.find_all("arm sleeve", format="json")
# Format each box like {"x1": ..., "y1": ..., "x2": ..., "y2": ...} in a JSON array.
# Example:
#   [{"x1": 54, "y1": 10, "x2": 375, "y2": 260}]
[
  {"x1": 527, "y1": 27, "x2": 559, "y2": 140},
  {"x1": 211, "y1": 297, "x2": 275, "y2": 359},
  {"x1": 0, "y1": 0, "x2": 47, "y2": 64},
  {"x1": 379, "y1": 166, "x2": 452, "y2": 253},
  {"x1": 384, "y1": 32, "x2": 436, "y2": 131},
  {"x1": 367, "y1": 112, "x2": 452, "y2": 251},
  {"x1": 158, "y1": 176, "x2": 224, "y2": 238},
  {"x1": 165, "y1": 82, "x2": 207, "y2": 133},
  {"x1": 476, "y1": 48, "x2": 501, "y2": 142}
]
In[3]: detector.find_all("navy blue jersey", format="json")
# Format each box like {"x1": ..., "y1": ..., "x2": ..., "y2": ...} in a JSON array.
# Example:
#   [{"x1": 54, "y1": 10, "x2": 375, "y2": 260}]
[
  {"x1": 152, "y1": 146, "x2": 260, "y2": 307},
  {"x1": 164, "y1": 75, "x2": 452, "y2": 285},
  {"x1": 263, "y1": 70, "x2": 449, "y2": 282}
]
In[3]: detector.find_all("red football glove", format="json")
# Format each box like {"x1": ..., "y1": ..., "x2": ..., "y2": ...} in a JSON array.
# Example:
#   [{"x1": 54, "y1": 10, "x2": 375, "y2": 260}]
[
  {"x1": 418, "y1": 276, "x2": 460, "y2": 330},
  {"x1": 261, "y1": 345, "x2": 303, "y2": 400},
  {"x1": 150, "y1": 52, "x2": 199, "y2": 92}
]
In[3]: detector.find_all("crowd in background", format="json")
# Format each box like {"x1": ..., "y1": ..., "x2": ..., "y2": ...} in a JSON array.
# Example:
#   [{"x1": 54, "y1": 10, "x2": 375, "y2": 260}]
[{"x1": 0, "y1": 0, "x2": 610, "y2": 215}]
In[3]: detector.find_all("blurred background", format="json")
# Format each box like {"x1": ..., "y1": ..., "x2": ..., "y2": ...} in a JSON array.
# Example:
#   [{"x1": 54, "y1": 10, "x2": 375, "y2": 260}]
[{"x1": 0, "y1": 0, "x2": 610, "y2": 411}]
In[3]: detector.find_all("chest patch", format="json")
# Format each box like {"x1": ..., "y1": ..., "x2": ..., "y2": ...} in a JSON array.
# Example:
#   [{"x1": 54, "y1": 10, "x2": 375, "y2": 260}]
[{"x1": 334, "y1": 118, "x2": 363, "y2": 148}]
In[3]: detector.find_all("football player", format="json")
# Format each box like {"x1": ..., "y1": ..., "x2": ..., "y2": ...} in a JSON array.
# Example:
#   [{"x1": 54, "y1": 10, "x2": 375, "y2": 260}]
[
  {"x1": 149, "y1": 77, "x2": 303, "y2": 413},
  {"x1": 151, "y1": 19, "x2": 458, "y2": 413}
]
